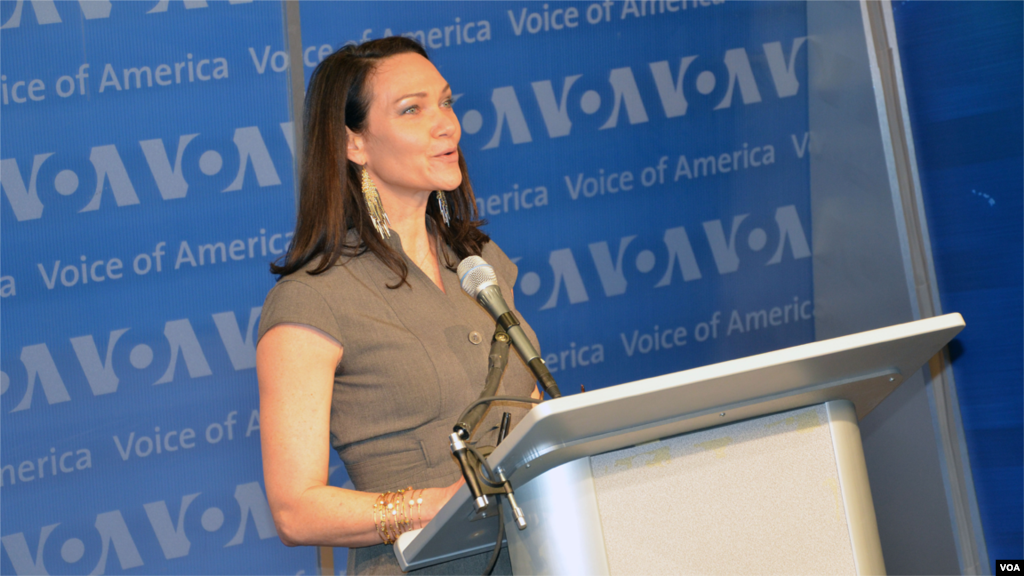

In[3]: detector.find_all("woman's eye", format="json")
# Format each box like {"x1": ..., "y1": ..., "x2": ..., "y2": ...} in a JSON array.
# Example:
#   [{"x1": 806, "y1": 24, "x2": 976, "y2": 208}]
[
  {"x1": 441, "y1": 98, "x2": 453, "y2": 108},
  {"x1": 402, "y1": 106, "x2": 418, "y2": 115}
]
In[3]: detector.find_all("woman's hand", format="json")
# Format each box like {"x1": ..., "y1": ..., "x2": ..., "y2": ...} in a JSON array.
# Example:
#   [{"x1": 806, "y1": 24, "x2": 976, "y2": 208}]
[{"x1": 413, "y1": 478, "x2": 465, "y2": 530}]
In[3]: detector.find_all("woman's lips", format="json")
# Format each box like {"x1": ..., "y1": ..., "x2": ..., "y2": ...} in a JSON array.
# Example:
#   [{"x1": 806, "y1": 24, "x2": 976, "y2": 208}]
[{"x1": 434, "y1": 149, "x2": 459, "y2": 162}]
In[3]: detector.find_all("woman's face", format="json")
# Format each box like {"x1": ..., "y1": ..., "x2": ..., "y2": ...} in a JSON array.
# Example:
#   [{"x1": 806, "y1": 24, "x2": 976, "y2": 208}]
[{"x1": 348, "y1": 53, "x2": 462, "y2": 201}]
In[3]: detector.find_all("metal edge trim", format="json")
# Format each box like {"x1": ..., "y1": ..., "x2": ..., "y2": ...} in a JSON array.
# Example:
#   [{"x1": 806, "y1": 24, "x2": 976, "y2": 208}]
[
  {"x1": 284, "y1": 0, "x2": 304, "y2": 214},
  {"x1": 581, "y1": 457, "x2": 612, "y2": 576},
  {"x1": 863, "y1": 2, "x2": 989, "y2": 572},
  {"x1": 827, "y1": 399, "x2": 886, "y2": 575}
]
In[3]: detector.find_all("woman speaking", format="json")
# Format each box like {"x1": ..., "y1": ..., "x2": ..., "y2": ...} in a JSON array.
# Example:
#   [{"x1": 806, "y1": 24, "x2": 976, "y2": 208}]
[{"x1": 255, "y1": 37, "x2": 541, "y2": 575}]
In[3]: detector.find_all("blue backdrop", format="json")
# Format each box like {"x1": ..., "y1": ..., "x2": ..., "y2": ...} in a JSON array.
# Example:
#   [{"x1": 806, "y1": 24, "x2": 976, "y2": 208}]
[
  {"x1": 1, "y1": 1, "x2": 308, "y2": 574},
  {"x1": 893, "y1": 1, "x2": 1024, "y2": 568},
  {"x1": 3, "y1": 1, "x2": 818, "y2": 574}
]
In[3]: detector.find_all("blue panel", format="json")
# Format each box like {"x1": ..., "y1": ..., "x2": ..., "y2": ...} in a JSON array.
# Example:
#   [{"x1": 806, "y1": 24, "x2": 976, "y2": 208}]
[
  {"x1": 892, "y1": 1, "x2": 1024, "y2": 569},
  {"x1": 0, "y1": 1, "x2": 313, "y2": 573}
]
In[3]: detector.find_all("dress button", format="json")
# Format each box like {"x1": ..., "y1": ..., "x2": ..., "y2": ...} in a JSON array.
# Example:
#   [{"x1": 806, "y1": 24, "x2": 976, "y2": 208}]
[{"x1": 468, "y1": 331, "x2": 483, "y2": 345}]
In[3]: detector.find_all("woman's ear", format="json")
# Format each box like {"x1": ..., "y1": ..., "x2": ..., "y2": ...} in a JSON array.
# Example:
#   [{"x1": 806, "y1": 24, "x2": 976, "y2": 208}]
[{"x1": 346, "y1": 127, "x2": 366, "y2": 165}]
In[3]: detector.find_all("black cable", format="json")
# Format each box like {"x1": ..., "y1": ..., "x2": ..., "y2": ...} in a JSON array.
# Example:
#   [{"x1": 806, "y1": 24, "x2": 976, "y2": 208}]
[
  {"x1": 473, "y1": 442, "x2": 506, "y2": 576},
  {"x1": 482, "y1": 494, "x2": 504, "y2": 576},
  {"x1": 456, "y1": 395, "x2": 542, "y2": 429},
  {"x1": 455, "y1": 325, "x2": 512, "y2": 440}
]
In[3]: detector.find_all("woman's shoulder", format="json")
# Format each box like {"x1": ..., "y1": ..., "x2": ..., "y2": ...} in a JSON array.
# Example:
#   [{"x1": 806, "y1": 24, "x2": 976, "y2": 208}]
[
  {"x1": 258, "y1": 252, "x2": 369, "y2": 345},
  {"x1": 273, "y1": 230, "x2": 372, "y2": 290},
  {"x1": 270, "y1": 257, "x2": 351, "y2": 295}
]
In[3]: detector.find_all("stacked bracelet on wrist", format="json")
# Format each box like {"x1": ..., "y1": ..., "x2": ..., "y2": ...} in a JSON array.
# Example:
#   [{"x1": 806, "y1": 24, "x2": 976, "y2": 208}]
[{"x1": 373, "y1": 486, "x2": 420, "y2": 545}]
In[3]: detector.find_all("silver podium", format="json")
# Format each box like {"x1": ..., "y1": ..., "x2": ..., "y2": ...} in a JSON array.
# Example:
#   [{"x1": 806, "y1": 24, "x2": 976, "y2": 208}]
[{"x1": 395, "y1": 313, "x2": 964, "y2": 575}]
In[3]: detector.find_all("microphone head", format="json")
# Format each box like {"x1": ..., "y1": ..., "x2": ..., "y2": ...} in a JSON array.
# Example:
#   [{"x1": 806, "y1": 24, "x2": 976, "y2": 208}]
[{"x1": 458, "y1": 256, "x2": 499, "y2": 298}]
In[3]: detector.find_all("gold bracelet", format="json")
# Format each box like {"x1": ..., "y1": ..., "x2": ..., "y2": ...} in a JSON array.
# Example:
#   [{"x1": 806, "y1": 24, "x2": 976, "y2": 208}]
[
  {"x1": 375, "y1": 487, "x2": 420, "y2": 544},
  {"x1": 390, "y1": 489, "x2": 402, "y2": 541},
  {"x1": 385, "y1": 491, "x2": 397, "y2": 544},
  {"x1": 398, "y1": 488, "x2": 409, "y2": 533},
  {"x1": 406, "y1": 489, "x2": 416, "y2": 531},
  {"x1": 412, "y1": 489, "x2": 424, "y2": 530},
  {"x1": 384, "y1": 492, "x2": 395, "y2": 545},
  {"x1": 418, "y1": 490, "x2": 425, "y2": 529},
  {"x1": 374, "y1": 491, "x2": 391, "y2": 544},
  {"x1": 402, "y1": 486, "x2": 413, "y2": 532}
]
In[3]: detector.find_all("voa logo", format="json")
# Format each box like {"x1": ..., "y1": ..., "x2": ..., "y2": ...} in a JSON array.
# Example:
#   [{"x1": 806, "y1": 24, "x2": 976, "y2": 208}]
[
  {"x1": 1, "y1": 481, "x2": 276, "y2": 575},
  {"x1": 456, "y1": 37, "x2": 806, "y2": 149},
  {"x1": 1, "y1": 122, "x2": 294, "y2": 222},
  {"x1": 0, "y1": 307, "x2": 261, "y2": 413},
  {"x1": 0, "y1": 0, "x2": 252, "y2": 29},
  {"x1": 516, "y1": 205, "x2": 810, "y2": 310}
]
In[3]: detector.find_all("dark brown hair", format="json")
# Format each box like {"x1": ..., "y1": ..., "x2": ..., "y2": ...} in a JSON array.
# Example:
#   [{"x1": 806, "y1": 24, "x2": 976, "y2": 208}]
[{"x1": 271, "y1": 37, "x2": 489, "y2": 285}]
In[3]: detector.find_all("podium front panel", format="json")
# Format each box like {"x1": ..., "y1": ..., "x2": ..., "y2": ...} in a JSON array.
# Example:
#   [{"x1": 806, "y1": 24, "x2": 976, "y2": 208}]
[{"x1": 592, "y1": 402, "x2": 861, "y2": 574}]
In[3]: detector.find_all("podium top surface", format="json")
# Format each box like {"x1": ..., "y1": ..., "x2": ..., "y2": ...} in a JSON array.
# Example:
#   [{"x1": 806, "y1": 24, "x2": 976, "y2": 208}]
[{"x1": 396, "y1": 313, "x2": 965, "y2": 570}]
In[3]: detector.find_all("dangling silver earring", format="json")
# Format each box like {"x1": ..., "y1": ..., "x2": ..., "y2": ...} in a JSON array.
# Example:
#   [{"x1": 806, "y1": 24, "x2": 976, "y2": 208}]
[
  {"x1": 361, "y1": 166, "x2": 391, "y2": 239},
  {"x1": 436, "y1": 191, "x2": 451, "y2": 226}
]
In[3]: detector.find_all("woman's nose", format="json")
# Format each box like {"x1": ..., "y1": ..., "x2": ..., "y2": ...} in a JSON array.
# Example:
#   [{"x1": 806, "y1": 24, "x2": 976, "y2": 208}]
[{"x1": 433, "y1": 107, "x2": 459, "y2": 139}]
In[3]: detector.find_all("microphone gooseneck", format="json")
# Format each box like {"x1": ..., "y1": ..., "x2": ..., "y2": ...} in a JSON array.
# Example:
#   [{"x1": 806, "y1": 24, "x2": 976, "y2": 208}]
[
  {"x1": 453, "y1": 325, "x2": 511, "y2": 441},
  {"x1": 458, "y1": 256, "x2": 562, "y2": 399}
]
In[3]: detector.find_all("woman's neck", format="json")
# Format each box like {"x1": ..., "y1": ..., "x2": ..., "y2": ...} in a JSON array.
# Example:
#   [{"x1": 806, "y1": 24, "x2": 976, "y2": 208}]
[{"x1": 379, "y1": 188, "x2": 444, "y2": 291}]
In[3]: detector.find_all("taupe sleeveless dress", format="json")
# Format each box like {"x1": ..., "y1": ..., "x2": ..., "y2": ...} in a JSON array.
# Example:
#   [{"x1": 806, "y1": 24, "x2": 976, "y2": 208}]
[{"x1": 257, "y1": 229, "x2": 539, "y2": 575}]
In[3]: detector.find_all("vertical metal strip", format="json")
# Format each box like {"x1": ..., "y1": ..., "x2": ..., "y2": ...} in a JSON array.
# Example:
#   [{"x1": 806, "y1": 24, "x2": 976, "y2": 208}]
[
  {"x1": 860, "y1": 1, "x2": 988, "y2": 573},
  {"x1": 284, "y1": 0, "x2": 305, "y2": 213},
  {"x1": 826, "y1": 400, "x2": 886, "y2": 576},
  {"x1": 318, "y1": 544, "x2": 335, "y2": 576},
  {"x1": 928, "y1": 348, "x2": 990, "y2": 574}
]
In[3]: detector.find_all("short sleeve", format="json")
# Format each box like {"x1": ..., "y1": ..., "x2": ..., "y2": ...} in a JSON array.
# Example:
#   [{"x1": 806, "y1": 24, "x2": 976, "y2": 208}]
[{"x1": 257, "y1": 280, "x2": 344, "y2": 346}]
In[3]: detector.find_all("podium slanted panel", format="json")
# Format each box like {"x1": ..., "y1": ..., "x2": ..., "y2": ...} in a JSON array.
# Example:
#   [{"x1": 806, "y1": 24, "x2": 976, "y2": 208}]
[{"x1": 395, "y1": 314, "x2": 964, "y2": 575}]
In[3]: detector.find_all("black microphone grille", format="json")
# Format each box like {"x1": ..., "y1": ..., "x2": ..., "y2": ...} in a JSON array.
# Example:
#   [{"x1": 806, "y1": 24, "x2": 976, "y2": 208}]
[{"x1": 457, "y1": 256, "x2": 498, "y2": 298}]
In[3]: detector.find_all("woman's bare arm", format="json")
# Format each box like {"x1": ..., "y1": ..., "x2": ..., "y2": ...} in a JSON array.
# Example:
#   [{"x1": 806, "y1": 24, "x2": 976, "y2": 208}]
[{"x1": 257, "y1": 323, "x2": 461, "y2": 547}]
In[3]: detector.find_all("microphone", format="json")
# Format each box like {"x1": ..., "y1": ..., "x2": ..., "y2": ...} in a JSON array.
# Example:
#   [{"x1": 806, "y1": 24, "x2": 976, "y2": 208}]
[{"x1": 458, "y1": 256, "x2": 561, "y2": 399}]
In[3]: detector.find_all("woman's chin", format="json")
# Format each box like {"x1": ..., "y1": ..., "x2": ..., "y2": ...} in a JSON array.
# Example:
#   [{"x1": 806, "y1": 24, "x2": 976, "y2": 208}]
[{"x1": 434, "y1": 174, "x2": 464, "y2": 192}]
